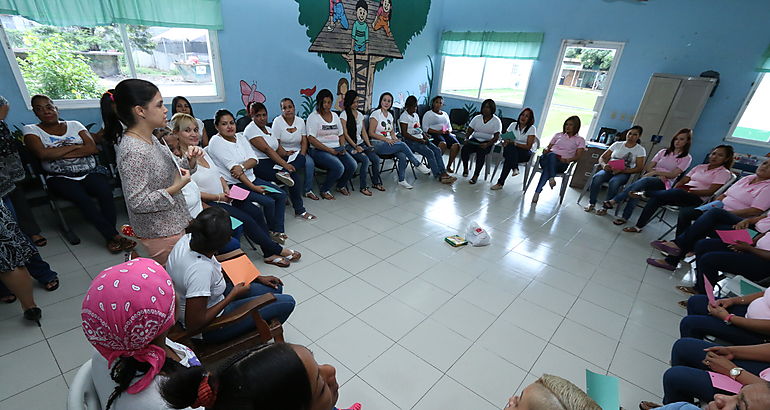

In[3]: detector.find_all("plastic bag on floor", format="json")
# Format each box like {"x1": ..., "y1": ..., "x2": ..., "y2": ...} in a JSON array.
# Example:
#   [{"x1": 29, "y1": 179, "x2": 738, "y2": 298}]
[{"x1": 466, "y1": 221, "x2": 491, "y2": 247}]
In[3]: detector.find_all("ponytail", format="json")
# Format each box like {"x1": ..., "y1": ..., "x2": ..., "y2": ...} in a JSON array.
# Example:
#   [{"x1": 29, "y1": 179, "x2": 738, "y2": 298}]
[
  {"x1": 102, "y1": 79, "x2": 160, "y2": 144},
  {"x1": 160, "y1": 365, "x2": 211, "y2": 409},
  {"x1": 106, "y1": 357, "x2": 183, "y2": 410},
  {"x1": 343, "y1": 90, "x2": 358, "y2": 140},
  {"x1": 186, "y1": 207, "x2": 231, "y2": 254}
]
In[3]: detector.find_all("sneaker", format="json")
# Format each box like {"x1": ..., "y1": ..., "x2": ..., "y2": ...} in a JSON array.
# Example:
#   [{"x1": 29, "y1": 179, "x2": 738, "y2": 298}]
[
  {"x1": 276, "y1": 171, "x2": 295, "y2": 187},
  {"x1": 416, "y1": 164, "x2": 431, "y2": 175},
  {"x1": 398, "y1": 180, "x2": 414, "y2": 189}
]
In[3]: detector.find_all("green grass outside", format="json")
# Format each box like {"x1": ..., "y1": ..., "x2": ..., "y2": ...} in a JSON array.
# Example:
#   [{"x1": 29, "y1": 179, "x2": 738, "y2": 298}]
[{"x1": 733, "y1": 126, "x2": 770, "y2": 142}]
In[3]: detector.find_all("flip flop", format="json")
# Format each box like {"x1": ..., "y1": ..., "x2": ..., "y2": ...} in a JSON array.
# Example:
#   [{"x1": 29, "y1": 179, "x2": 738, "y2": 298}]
[
  {"x1": 373, "y1": 184, "x2": 386, "y2": 192},
  {"x1": 596, "y1": 208, "x2": 608, "y2": 216},
  {"x1": 107, "y1": 239, "x2": 123, "y2": 254},
  {"x1": 647, "y1": 258, "x2": 676, "y2": 271},
  {"x1": 285, "y1": 250, "x2": 302, "y2": 262},
  {"x1": 296, "y1": 212, "x2": 317, "y2": 220},
  {"x1": 305, "y1": 191, "x2": 320, "y2": 201},
  {"x1": 337, "y1": 187, "x2": 350, "y2": 196},
  {"x1": 676, "y1": 285, "x2": 697, "y2": 296},
  {"x1": 623, "y1": 226, "x2": 643, "y2": 233},
  {"x1": 31, "y1": 235, "x2": 47, "y2": 247},
  {"x1": 0, "y1": 294, "x2": 17, "y2": 303},
  {"x1": 45, "y1": 278, "x2": 59, "y2": 292},
  {"x1": 321, "y1": 191, "x2": 335, "y2": 200},
  {"x1": 613, "y1": 218, "x2": 627, "y2": 225},
  {"x1": 650, "y1": 240, "x2": 681, "y2": 257},
  {"x1": 602, "y1": 200, "x2": 615, "y2": 209},
  {"x1": 264, "y1": 255, "x2": 290, "y2": 268},
  {"x1": 360, "y1": 188, "x2": 372, "y2": 196},
  {"x1": 119, "y1": 237, "x2": 136, "y2": 250}
]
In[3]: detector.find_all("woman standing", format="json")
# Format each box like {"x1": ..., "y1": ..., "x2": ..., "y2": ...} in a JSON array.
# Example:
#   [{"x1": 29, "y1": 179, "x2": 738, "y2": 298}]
[
  {"x1": 368, "y1": 92, "x2": 431, "y2": 189},
  {"x1": 422, "y1": 96, "x2": 460, "y2": 172},
  {"x1": 273, "y1": 98, "x2": 321, "y2": 204},
  {"x1": 306, "y1": 89, "x2": 357, "y2": 199},
  {"x1": 399, "y1": 95, "x2": 455, "y2": 184},
  {"x1": 340, "y1": 89, "x2": 384, "y2": 195},
  {"x1": 170, "y1": 95, "x2": 208, "y2": 146},
  {"x1": 460, "y1": 99, "x2": 502, "y2": 184},
  {"x1": 532, "y1": 116, "x2": 586, "y2": 203},
  {"x1": 103, "y1": 79, "x2": 192, "y2": 265},
  {"x1": 491, "y1": 108, "x2": 537, "y2": 190}
]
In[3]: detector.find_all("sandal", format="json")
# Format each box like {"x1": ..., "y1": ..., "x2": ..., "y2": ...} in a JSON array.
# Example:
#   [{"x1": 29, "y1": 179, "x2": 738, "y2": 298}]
[
  {"x1": 337, "y1": 187, "x2": 350, "y2": 196},
  {"x1": 44, "y1": 278, "x2": 59, "y2": 292},
  {"x1": 646, "y1": 258, "x2": 676, "y2": 271},
  {"x1": 639, "y1": 401, "x2": 662, "y2": 410},
  {"x1": 602, "y1": 200, "x2": 615, "y2": 209},
  {"x1": 119, "y1": 237, "x2": 136, "y2": 251},
  {"x1": 469, "y1": 177, "x2": 477, "y2": 184},
  {"x1": 373, "y1": 184, "x2": 386, "y2": 192},
  {"x1": 107, "y1": 239, "x2": 123, "y2": 254},
  {"x1": 441, "y1": 176, "x2": 456, "y2": 184},
  {"x1": 676, "y1": 285, "x2": 697, "y2": 296},
  {"x1": 360, "y1": 188, "x2": 372, "y2": 196},
  {"x1": 583, "y1": 204, "x2": 595, "y2": 213},
  {"x1": 1, "y1": 294, "x2": 17, "y2": 304},
  {"x1": 264, "y1": 255, "x2": 290, "y2": 268},
  {"x1": 305, "y1": 191, "x2": 320, "y2": 201},
  {"x1": 612, "y1": 218, "x2": 627, "y2": 225},
  {"x1": 270, "y1": 232, "x2": 286, "y2": 245},
  {"x1": 462, "y1": 171, "x2": 469, "y2": 177},
  {"x1": 650, "y1": 240, "x2": 681, "y2": 257},
  {"x1": 285, "y1": 250, "x2": 302, "y2": 262},
  {"x1": 321, "y1": 191, "x2": 335, "y2": 200},
  {"x1": 623, "y1": 226, "x2": 643, "y2": 233},
  {"x1": 31, "y1": 235, "x2": 47, "y2": 247},
  {"x1": 677, "y1": 300, "x2": 688, "y2": 309},
  {"x1": 596, "y1": 208, "x2": 608, "y2": 216},
  {"x1": 296, "y1": 212, "x2": 317, "y2": 220}
]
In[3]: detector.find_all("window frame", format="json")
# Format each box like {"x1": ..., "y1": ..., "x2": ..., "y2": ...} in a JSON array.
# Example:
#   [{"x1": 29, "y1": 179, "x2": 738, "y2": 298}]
[
  {"x1": 725, "y1": 72, "x2": 770, "y2": 148},
  {"x1": 0, "y1": 19, "x2": 225, "y2": 109},
  {"x1": 437, "y1": 55, "x2": 534, "y2": 109}
]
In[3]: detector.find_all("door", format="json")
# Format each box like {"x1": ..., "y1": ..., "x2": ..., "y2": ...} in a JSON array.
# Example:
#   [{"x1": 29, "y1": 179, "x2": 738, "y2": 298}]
[{"x1": 539, "y1": 40, "x2": 624, "y2": 143}]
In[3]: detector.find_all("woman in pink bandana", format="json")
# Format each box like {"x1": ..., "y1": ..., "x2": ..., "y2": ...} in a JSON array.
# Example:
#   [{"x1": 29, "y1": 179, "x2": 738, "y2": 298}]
[{"x1": 82, "y1": 258, "x2": 200, "y2": 410}]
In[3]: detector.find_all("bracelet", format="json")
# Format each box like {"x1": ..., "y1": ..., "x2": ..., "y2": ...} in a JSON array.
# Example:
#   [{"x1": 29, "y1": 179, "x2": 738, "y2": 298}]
[{"x1": 724, "y1": 314, "x2": 735, "y2": 325}]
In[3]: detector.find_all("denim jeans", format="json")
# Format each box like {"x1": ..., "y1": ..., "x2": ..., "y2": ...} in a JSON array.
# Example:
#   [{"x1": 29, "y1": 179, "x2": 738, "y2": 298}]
[
  {"x1": 692, "y1": 238, "x2": 770, "y2": 294},
  {"x1": 346, "y1": 144, "x2": 382, "y2": 188},
  {"x1": 372, "y1": 140, "x2": 420, "y2": 182},
  {"x1": 252, "y1": 155, "x2": 306, "y2": 215},
  {"x1": 303, "y1": 153, "x2": 316, "y2": 194},
  {"x1": 235, "y1": 178, "x2": 286, "y2": 233},
  {"x1": 664, "y1": 338, "x2": 769, "y2": 403},
  {"x1": 208, "y1": 201, "x2": 282, "y2": 257},
  {"x1": 46, "y1": 173, "x2": 118, "y2": 241},
  {"x1": 202, "y1": 281, "x2": 295, "y2": 344},
  {"x1": 664, "y1": 208, "x2": 743, "y2": 265},
  {"x1": 405, "y1": 139, "x2": 445, "y2": 179},
  {"x1": 679, "y1": 294, "x2": 767, "y2": 345},
  {"x1": 497, "y1": 145, "x2": 531, "y2": 186},
  {"x1": 634, "y1": 188, "x2": 703, "y2": 229},
  {"x1": 588, "y1": 170, "x2": 630, "y2": 205},
  {"x1": 535, "y1": 152, "x2": 569, "y2": 193},
  {"x1": 612, "y1": 176, "x2": 666, "y2": 221},
  {"x1": 460, "y1": 138, "x2": 494, "y2": 178},
  {"x1": 310, "y1": 148, "x2": 357, "y2": 192}
]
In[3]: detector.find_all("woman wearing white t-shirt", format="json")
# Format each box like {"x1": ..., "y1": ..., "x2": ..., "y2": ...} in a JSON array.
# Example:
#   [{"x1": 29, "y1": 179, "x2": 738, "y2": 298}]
[
  {"x1": 274, "y1": 98, "x2": 320, "y2": 201},
  {"x1": 585, "y1": 125, "x2": 646, "y2": 215},
  {"x1": 341, "y1": 89, "x2": 383, "y2": 195},
  {"x1": 491, "y1": 108, "x2": 537, "y2": 190},
  {"x1": 368, "y1": 92, "x2": 431, "y2": 189},
  {"x1": 399, "y1": 95, "x2": 456, "y2": 184},
  {"x1": 422, "y1": 96, "x2": 460, "y2": 172},
  {"x1": 460, "y1": 99, "x2": 502, "y2": 184},
  {"x1": 306, "y1": 89, "x2": 357, "y2": 200}
]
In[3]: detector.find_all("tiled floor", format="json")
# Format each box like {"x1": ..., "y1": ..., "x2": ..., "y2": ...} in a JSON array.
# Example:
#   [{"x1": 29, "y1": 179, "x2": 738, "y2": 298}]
[{"x1": 0, "y1": 170, "x2": 697, "y2": 409}]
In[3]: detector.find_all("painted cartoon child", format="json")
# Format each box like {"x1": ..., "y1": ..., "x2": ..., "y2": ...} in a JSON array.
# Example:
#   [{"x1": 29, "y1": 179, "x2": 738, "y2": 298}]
[
  {"x1": 351, "y1": 0, "x2": 369, "y2": 53},
  {"x1": 327, "y1": 0, "x2": 349, "y2": 31},
  {"x1": 372, "y1": 0, "x2": 392, "y2": 37},
  {"x1": 335, "y1": 78, "x2": 349, "y2": 111}
]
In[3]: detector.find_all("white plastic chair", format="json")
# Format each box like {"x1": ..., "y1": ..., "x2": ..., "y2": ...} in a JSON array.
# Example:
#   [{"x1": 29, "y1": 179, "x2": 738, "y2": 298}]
[
  {"x1": 489, "y1": 137, "x2": 541, "y2": 189},
  {"x1": 524, "y1": 152, "x2": 577, "y2": 205},
  {"x1": 576, "y1": 163, "x2": 640, "y2": 205},
  {"x1": 67, "y1": 359, "x2": 102, "y2": 410}
]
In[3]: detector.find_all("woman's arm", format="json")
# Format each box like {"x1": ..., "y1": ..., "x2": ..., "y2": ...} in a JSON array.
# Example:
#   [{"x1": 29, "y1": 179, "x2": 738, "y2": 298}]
[
  {"x1": 673, "y1": 176, "x2": 692, "y2": 189},
  {"x1": 307, "y1": 135, "x2": 337, "y2": 154},
  {"x1": 61, "y1": 130, "x2": 99, "y2": 158},
  {"x1": 727, "y1": 315, "x2": 770, "y2": 336},
  {"x1": 622, "y1": 156, "x2": 645, "y2": 174},
  {"x1": 368, "y1": 117, "x2": 387, "y2": 142},
  {"x1": 249, "y1": 137, "x2": 293, "y2": 170},
  {"x1": 300, "y1": 135, "x2": 309, "y2": 156},
  {"x1": 561, "y1": 148, "x2": 585, "y2": 163},
  {"x1": 360, "y1": 124, "x2": 374, "y2": 147},
  {"x1": 23, "y1": 133, "x2": 80, "y2": 160},
  {"x1": 120, "y1": 150, "x2": 188, "y2": 214},
  {"x1": 514, "y1": 134, "x2": 535, "y2": 151},
  {"x1": 651, "y1": 167, "x2": 685, "y2": 179},
  {"x1": 598, "y1": 149, "x2": 613, "y2": 169},
  {"x1": 400, "y1": 122, "x2": 423, "y2": 143},
  {"x1": 183, "y1": 283, "x2": 249, "y2": 333},
  {"x1": 340, "y1": 118, "x2": 358, "y2": 147},
  {"x1": 724, "y1": 343, "x2": 770, "y2": 362}
]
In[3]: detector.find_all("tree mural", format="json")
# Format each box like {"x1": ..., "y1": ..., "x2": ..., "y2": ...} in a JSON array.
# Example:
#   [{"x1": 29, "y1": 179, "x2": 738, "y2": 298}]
[{"x1": 296, "y1": 0, "x2": 431, "y2": 110}]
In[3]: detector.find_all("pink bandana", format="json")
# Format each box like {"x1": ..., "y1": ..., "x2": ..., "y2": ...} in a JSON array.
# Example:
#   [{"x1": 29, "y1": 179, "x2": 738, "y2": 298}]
[{"x1": 81, "y1": 258, "x2": 176, "y2": 394}]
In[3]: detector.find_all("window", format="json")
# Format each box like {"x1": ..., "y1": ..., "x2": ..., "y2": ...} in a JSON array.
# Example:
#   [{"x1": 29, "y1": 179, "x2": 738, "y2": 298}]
[
  {"x1": 0, "y1": 14, "x2": 223, "y2": 107},
  {"x1": 727, "y1": 73, "x2": 770, "y2": 146},
  {"x1": 439, "y1": 56, "x2": 534, "y2": 107}
]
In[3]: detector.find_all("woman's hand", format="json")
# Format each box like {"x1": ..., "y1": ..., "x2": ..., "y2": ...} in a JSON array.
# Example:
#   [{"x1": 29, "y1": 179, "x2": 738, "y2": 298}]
[
  {"x1": 716, "y1": 297, "x2": 737, "y2": 309},
  {"x1": 703, "y1": 351, "x2": 737, "y2": 375},
  {"x1": 284, "y1": 163, "x2": 296, "y2": 173},
  {"x1": 728, "y1": 241, "x2": 754, "y2": 253},
  {"x1": 355, "y1": 145, "x2": 364, "y2": 153},
  {"x1": 285, "y1": 150, "x2": 297, "y2": 156},
  {"x1": 734, "y1": 219, "x2": 752, "y2": 230},
  {"x1": 643, "y1": 170, "x2": 658, "y2": 178},
  {"x1": 230, "y1": 164, "x2": 245, "y2": 179},
  {"x1": 707, "y1": 303, "x2": 729, "y2": 320},
  {"x1": 186, "y1": 145, "x2": 204, "y2": 159},
  {"x1": 603, "y1": 164, "x2": 613, "y2": 172},
  {"x1": 176, "y1": 168, "x2": 191, "y2": 188},
  {"x1": 252, "y1": 185, "x2": 266, "y2": 194},
  {"x1": 704, "y1": 346, "x2": 735, "y2": 360},
  {"x1": 257, "y1": 275, "x2": 283, "y2": 289},
  {"x1": 228, "y1": 282, "x2": 251, "y2": 299}
]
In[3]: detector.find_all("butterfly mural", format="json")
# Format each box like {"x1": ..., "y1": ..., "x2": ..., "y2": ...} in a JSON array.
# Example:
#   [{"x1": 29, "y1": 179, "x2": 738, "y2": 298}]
[{"x1": 240, "y1": 80, "x2": 266, "y2": 107}]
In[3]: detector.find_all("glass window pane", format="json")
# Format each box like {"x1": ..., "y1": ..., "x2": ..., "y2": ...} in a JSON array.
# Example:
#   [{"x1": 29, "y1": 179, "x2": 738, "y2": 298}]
[
  {"x1": 440, "y1": 56, "x2": 484, "y2": 99},
  {"x1": 132, "y1": 26, "x2": 216, "y2": 98},
  {"x1": 479, "y1": 58, "x2": 533, "y2": 105},
  {"x1": 732, "y1": 74, "x2": 770, "y2": 143}
]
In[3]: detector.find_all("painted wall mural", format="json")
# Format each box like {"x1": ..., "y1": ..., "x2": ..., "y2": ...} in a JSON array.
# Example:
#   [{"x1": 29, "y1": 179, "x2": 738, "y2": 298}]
[
  {"x1": 237, "y1": 80, "x2": 266, "y2": 117},
  {"x1": 297, "y1": 0, "x2": 431, "y2": 111}
]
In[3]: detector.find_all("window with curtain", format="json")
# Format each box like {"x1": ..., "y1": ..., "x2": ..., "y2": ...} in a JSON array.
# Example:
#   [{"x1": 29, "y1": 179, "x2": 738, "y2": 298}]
[{"x1": 438, "y1": 31, "x2": 543, "y2": 107}]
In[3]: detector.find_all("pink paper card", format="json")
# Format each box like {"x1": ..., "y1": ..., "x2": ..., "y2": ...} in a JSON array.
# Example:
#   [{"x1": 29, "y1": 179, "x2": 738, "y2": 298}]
[
  {"x1": 716, "y1": 229, "x2": 753, "y2": 245},
  {"x1": 708, "y1": 371, "x2": 742, "y2": 394},
  {"x1": 704, "y1": 274, "x2": 716, "y2": 306},
  {"x1": 227, "y1": 185, "x2": 250, "y2": 201},
  {"x1": 608, "y1": 159, "x2": 625, "y2": 170}
]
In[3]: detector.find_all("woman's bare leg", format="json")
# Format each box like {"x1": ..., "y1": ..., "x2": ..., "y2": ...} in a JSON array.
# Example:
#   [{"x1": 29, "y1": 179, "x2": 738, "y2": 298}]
[{"x1": 0, "y1": 267, "x2": 36, "y2": 311}]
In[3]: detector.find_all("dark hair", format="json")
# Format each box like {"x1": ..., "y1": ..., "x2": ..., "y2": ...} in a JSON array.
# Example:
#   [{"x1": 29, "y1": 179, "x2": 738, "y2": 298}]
[
  {"x1": 280, "y1": 98, "x2": 295, "y2": 110},
  {"x1": 563, "y1": 115, "x2": 581, "y2": 134},
  {"x1": 355, "y1": 0, "x2": 367, "y2": 11},
  {"x1": 247, "y1": 101, "x2": 267, "y2": 117},
  {"x1": 30, "y1": 94, "x2": 51, "y2": 107},
  {"x1": 185, "y1": 207, "x2": 232, "y2": 255},
  {"x1": 214, "y1": 109, "x2": 234, "y2": 125},
  {"x1": 480, "y1": 99, "x2": 496, "y2": 118},
  {"x1": 516, "y1": 108, "x2": 535, "y2": 134},
  {"x1": 316, "y1": 89, "x2": 333, "y2": 113},
  {"x1": 431, "y1": 95, "x2": 443, "y2": 106},
  {"x1": 627, "y1": 125, "x2": 643, "y2": 138},
  {"x1": 376, "y1": 92, "x2": 393, "y2": 111},
  {"x1": 160, "y1": 343, "x2": 312, "y2": 410},
  {"x1": 404, "y1": 95, "x2": 418, "y2": 110},
  {"x1": 665, "y1": 128, "x2": 692, "y2": 158},
  {"x1": 712, "y1": 144, "x2": 735, "y2": 169},
  {"x1": 343, "y1": 89, "x2": 359, "y2": 140},
  {"x1": 107, "y1": 357, "x2": 183, "y2": 410},
  {"x1": 171, "y1": 96, "x2": 194, "y2": 118},
  {"x1": 380, "y1": 0, "x2": 392, "y2": 18},
  {"x1": 103, "y1": 79, "x2": 160, "y2": 144}
]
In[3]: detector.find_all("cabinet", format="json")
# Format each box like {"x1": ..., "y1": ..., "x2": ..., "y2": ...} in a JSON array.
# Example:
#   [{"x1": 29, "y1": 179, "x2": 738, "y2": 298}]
[{"x1": 569, "y1": 143, "x2": 608, "y2": 189}]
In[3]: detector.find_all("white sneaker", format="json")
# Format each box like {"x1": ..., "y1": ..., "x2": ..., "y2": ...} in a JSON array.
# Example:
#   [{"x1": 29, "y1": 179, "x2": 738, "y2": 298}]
[
  {"x1": 276, "y1": 171, "x2": 295, "y2": 187},
  {"x1": 416, "y1": 164, "x2": 431, "y2": 175},
  {"x1": 398, "y1": 180, "x2": 414, "y2": 189}
]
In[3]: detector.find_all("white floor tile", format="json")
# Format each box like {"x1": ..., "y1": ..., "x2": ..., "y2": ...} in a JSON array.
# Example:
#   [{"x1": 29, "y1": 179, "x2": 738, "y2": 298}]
[
  {"x1": 628, "y1": 300, "x2": 683, "y2": 339},
  {"x1": 316, "y1": 317, "x2": 394, "y2": 372},
  {"x1": 0, "y1": 315, "x2": 45, "y2": 357},
  {"x1": 579, "y1": 281, "x2": 634, "y2": 317},
  {"x1": 476, "y1": 317, "x2": 548, "y2": 371},
  {"x1": 358, "y1": 296, "x2": 427, "y2": 340},
  {"x1": 609, "y1": 343, "x2": 668, "y2": 397},
  {"x1": 536, "y1": 265, "x2": 589, "y2": 296},
  {"x1": 499, "y1": 298, "x2": 564, "y2": 340},
  {"x1": 429, "y1": 297, "x2": 496, "y2": 339},
  {"x1": 47, "y1": 328, "x2": 95, "y2": 373},
  {"x1": 356, "y1": 234, "x2": 408, "y2": 259},
  {"x1": 290, "y1": 295, "x2": 352, "y2": 341},
  {"x1": 391, "y1": 278, "x2": 452, "y2": 315},
  {"x1": 291, "y1": 259, "x2": 352, "y2": 292},
  {"x1": 615, "y1": 372, "x2": 663, "y2": 410},
  {"x1": 456, "y1": 279, "x2": 517, "y2": 315},
  {"x1": 385, "y1": 247, "x2": 438, "y2": 275},
  {"x1": 530, "y1": 344, "x2": 604, "y2": 391},
  {"x1": 419, "y1": 264, "x2": 476, "y2": 294},
  {"x1": 278, "y1": 274, "x2": 318, "y2": 306},
  {"x1": 330, "y1": 223, "x2": 378, "y2": 243},
  {"x1": 39, "y1": 295, "x2": 85, "y2": 339},
  {"x1": 413, "y1": 375, "x2": 498, "y2": 410},
  {"x1": 0, "y1": 341, "x2": 61, "y2": 400},
  {"x1": 0, "y1": 375, "x2": 68, "y2": 410},
  {"x1": 620, "y1": 320, "x2": 678, "y2": 363},
  {"x1": 447, "y1": 344, "x2": 528, "y2": 406},
  {"x1": 301, "y1": 234, "x2": 352, "y2": 258},
  {"x1": 326, "y1": 246, "x2": 380, "y2": 274},
  {"x1": 550, "y1": 319, "x2": 619, "y2": 370},
  {"x1": 336, "y1": 376, "x2": 400, "y2": 410},
  {"x1": 322, "y1": 276, "x2": 386, "y2": 315},
  {"x1": 359, "y1": 344, "x2": 442, "y2": 409},
  {"x1": 399, "y1": 318, "x2": 473, "y2": 371},
  {"x1": 357, "y1": 261, "x2": 415, "y2": 293},
  {"x1": 566, "y1": 299, "x2": 627, "y2": 340},
  {"x1": 519, "y1": 280, "x2": 577, "y2": 316}
]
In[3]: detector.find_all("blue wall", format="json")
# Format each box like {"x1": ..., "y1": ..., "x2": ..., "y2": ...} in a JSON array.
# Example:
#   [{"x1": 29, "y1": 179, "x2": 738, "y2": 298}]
[{"x1": 437, "y1": 0, "x2": 770, "y2": 162}]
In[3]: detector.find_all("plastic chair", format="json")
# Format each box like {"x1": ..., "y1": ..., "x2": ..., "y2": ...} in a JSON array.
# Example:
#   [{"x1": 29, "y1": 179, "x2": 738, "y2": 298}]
[
  {"x1": 489, "y1": 137, "x2": 541, "y2": 189},
  {"x1": 576, "y1": 163, "x2": 640, "y2": 205},
  {"x1": 524, "y1": 153, "x2": 577, "y2": 205},
  {"x1": 67, "y1": 359, "x2": 102, "y2": 410},
  {"x1": 235, "y1": 116, "x2": 251, "y2": 133},
  {"x1": 202, "y1": 118, "x2": 217, "y2": 139}
]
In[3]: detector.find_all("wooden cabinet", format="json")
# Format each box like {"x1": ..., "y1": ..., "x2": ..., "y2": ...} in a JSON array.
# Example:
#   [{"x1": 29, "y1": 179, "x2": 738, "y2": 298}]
[{"x1": 569, "y1": 144, "x2": 607, "y2": 189}]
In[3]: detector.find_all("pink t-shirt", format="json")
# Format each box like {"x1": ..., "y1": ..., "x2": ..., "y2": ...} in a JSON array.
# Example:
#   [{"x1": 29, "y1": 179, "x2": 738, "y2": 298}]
[
  {"x1": 746, "y1": 288, "x2": 770, "y2": 319},
  {"x1": 722, "y1": 175, "x2": 770, "y2": 212},
  {"x1": 685, "y1": 164, "x2": 733, "y2": 199},
  {"x1": 755, "y1": 216, "x2": 770, "y2": 251},
  {"x1": 651, "y1": 149, "x2": 693, "y2": 189},
  {"x1": 548, "y1": 132, "x2": 586, "y2": 159}
]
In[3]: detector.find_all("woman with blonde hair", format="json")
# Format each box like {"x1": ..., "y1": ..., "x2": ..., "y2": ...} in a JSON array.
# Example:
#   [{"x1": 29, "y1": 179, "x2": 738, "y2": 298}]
[{"x1": 505, "y1": 374, "x2": 600, "y2": 409}]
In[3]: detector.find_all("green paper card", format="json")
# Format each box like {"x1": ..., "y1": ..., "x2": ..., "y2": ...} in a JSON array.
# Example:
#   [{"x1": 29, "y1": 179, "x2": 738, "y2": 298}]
[
  {"x1": 740, "y1": 279, "x2": 762, "y2": 296},
  {"x1": 501, "y1": 131, "x2": 516, "y2": 140},
  {"x1": 586, "y1": 370, "x2": 619, "y2": 410},
  {"x1": 257, "y1": 185, "x2": 283, "y2": 194}
]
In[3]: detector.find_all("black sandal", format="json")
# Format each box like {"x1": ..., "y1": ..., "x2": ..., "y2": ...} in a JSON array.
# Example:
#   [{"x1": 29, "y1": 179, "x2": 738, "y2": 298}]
[
  {"x1": 1, "y1": 294, "x2": 17, "y2": 303},
  {"x1": 44, "y1": 278, "x2": 59, "y2": 292},
  {"x1": 31, "y1": 235, "x2": 47, "y2": 247}
]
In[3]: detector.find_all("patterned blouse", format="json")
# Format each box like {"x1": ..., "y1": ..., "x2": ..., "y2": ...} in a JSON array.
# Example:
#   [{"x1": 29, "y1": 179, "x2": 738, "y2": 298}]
[
  {"x1": 117, "y1": 135, "x2": 190, "y2": 239},
  {"x1": 0, "y1": 120, "x2": 25, "y2": 198}
]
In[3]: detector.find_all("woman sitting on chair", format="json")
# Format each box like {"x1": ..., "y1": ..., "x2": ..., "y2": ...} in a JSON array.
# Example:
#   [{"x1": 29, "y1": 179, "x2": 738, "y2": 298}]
[
  {"x1": 273, "y1": 98, "x2": 320, "y2": 203},
  {"x1": 422, "y1": 96, "x2": 460, "y2": 173},
  {"x1": 491, "y1": 107, "x2": 537, "y2": 190},
  {"x1": 399, "y1": 95, "x2": 456, "y2": 184},
  {"x1": 166, "y1": 207, "x2": 297, "y2": 344},
  {"x1": 340, "y1": 89, "x2": 383, "y2": 195},
  {"x1": 169, "y1": 95, "x2": 208, "y2": 146},
  {"x1": 606, "y1": 129, "x2": 692, "y2": 226},
  {"x1": 460, "y1": 99, "x2": 502, "y2": 184},
  {"x1": 531, "y1": 116, "x2": 586, "y2": 203},
  {"x1": 585, "y1": 125, "x2": 646, "y2": 215}
]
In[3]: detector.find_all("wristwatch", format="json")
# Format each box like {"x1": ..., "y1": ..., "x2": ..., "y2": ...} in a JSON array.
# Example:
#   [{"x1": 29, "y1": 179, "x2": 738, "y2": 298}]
[{"x1": 729, "y1": 367, "x2": 744, "y2": 380}]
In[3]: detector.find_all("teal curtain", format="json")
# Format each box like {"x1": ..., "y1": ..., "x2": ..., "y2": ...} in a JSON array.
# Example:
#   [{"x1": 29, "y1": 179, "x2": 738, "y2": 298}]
[
  {"x1": 0, "y1": 0, "x2": 223, "y2": 29},
  {"x1": 758, "y1": 45, "x2": 770, "y2": 72},
  {"x1": 440, "y1": 31, "x2": 544, "y2": 60}
]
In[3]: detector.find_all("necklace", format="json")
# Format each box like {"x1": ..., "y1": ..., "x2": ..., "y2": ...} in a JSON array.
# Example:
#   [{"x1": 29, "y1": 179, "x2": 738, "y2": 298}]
[{"x1": 125, "y1": 130, "x2": 154, "y2": 144}]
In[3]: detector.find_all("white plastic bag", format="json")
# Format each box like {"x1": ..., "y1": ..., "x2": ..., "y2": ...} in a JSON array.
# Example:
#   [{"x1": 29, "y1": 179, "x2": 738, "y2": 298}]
[{"x1": 466, "y1": 221, "x2": 491, "y2": 247}]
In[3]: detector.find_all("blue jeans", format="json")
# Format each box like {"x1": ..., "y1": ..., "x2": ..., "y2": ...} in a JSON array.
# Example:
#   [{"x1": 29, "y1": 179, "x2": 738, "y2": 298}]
[
  {"x1": 588, "y1": 170, "x2": 630, "y2": 205},
  {"x1": 612, "y1": 176, "x2": 665, "y2": 221},
  {"x1": 497, "y1": 145, "x2": 532, "y2": 185},
  {"x1": 692, "y1": 238, "x2": 770, "y2": 295},
  {"x1": 664, "y1": 338, "x2": 769, "y2": 403},
  {"x1": 346, "y1": 144, "x2": 382, "y2": 188},
  {"x1": 664, "y1": 208, "x2": 743, "y2": 265},
  {"x1": 634, "y1": 188, "x2": 703, "y2": 229},
  {"x1": 252, "y1": 155, "x2": 306, "y2": 215},
  {"x1": 372, "y1": 140, "x2": 420, "y2": 182},
  {"x1": 310, "y1": 148, "x2": 357, "y2": 192},
  {"x1": 406, "y1": 139, "x2": 445, "y2": 179},
  {"x1": 680, "y1": 295, "x2": 766, "y2": 344},
  {"x1": 46, "y1": 173, "x2": 118, "y2": 241},
  {"x1": 535, "y1": 152, "x2": 569, "y2": 193},
  {"x1": 235, "y1": 178, "x2": 286, "y2": 233},
  {"x1": 303, "y1": 154, "x2": 316, "y2": 194},
  {"x1": 202, "y1": 281, "x2": 295, "y2": 344},
  {"x1": 209, "y1": 201, "x2": 283, "y2": 257},
  {"x1": 332, "y1": 1, "x2": 349, "y2": 29}
]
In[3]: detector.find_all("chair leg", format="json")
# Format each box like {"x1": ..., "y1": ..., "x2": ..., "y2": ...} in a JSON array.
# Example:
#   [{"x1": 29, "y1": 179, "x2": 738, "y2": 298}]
[
  {"x1": 657, "y1": 224, "x2": 675, "y2": 240},
  {"x1": 50, "y1": 200, "x2": 80, "y2": 245},
  {"x1": 524, "y1": 167, "x2": 538, "y2": 192},
  {"x1": 243, "y1": 235, "x2": 258, "y2": 251},
  {"x1": 558, "y1": 176, "x2": 569, "y2": 205}
]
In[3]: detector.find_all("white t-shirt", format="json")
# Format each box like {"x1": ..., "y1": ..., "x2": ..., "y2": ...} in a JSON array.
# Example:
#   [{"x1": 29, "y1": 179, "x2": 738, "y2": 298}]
[
  {"x1": 272, "y1": 115, "x2": 305, "y2": 152},
  {"x1": 191, "y1": 151, "x2": 225, "y2": 196},
  {"x1": 468, "y1": 114, "x2": 502, "y2": 142},
  {"x1": 166, "y1": 233, "x2": 226, "y2": 323},
  {"x1": 421, "y1": 110, "x2": 451, "y2": 133},
  {"x1": 23, "y1": 121, "x2": 89, "y2": 180},
  {"x1": 91, "y1": 338, "x2": 197, "y2": 410},
  {"x1": 244, "y1": 122, "x2": 278, "y2": 160},
  {"x1": 206, "y1": 133, "x2": 258, "y2": 184},
  {"x1": 339, "y1": 110, "x2": 366, "y2": 144},
  {"x1": 369, "y1": 109, "x2": 395, "y2": 138},
  {"x1": 181, "y1": 176, "x2": 203, "y2": 218},
  {"x1": 306, "y1": 111, "x2": 343, "y2": 148},
  {"x1": 398, "y1": 111, "x2": 424, "y2": 137},
  {"x1": 505, "y1": 123, "x2": 538, "y2": 145},
  {"x1": 608, "y1": 141, "x2": 647, "y2": 168}
]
